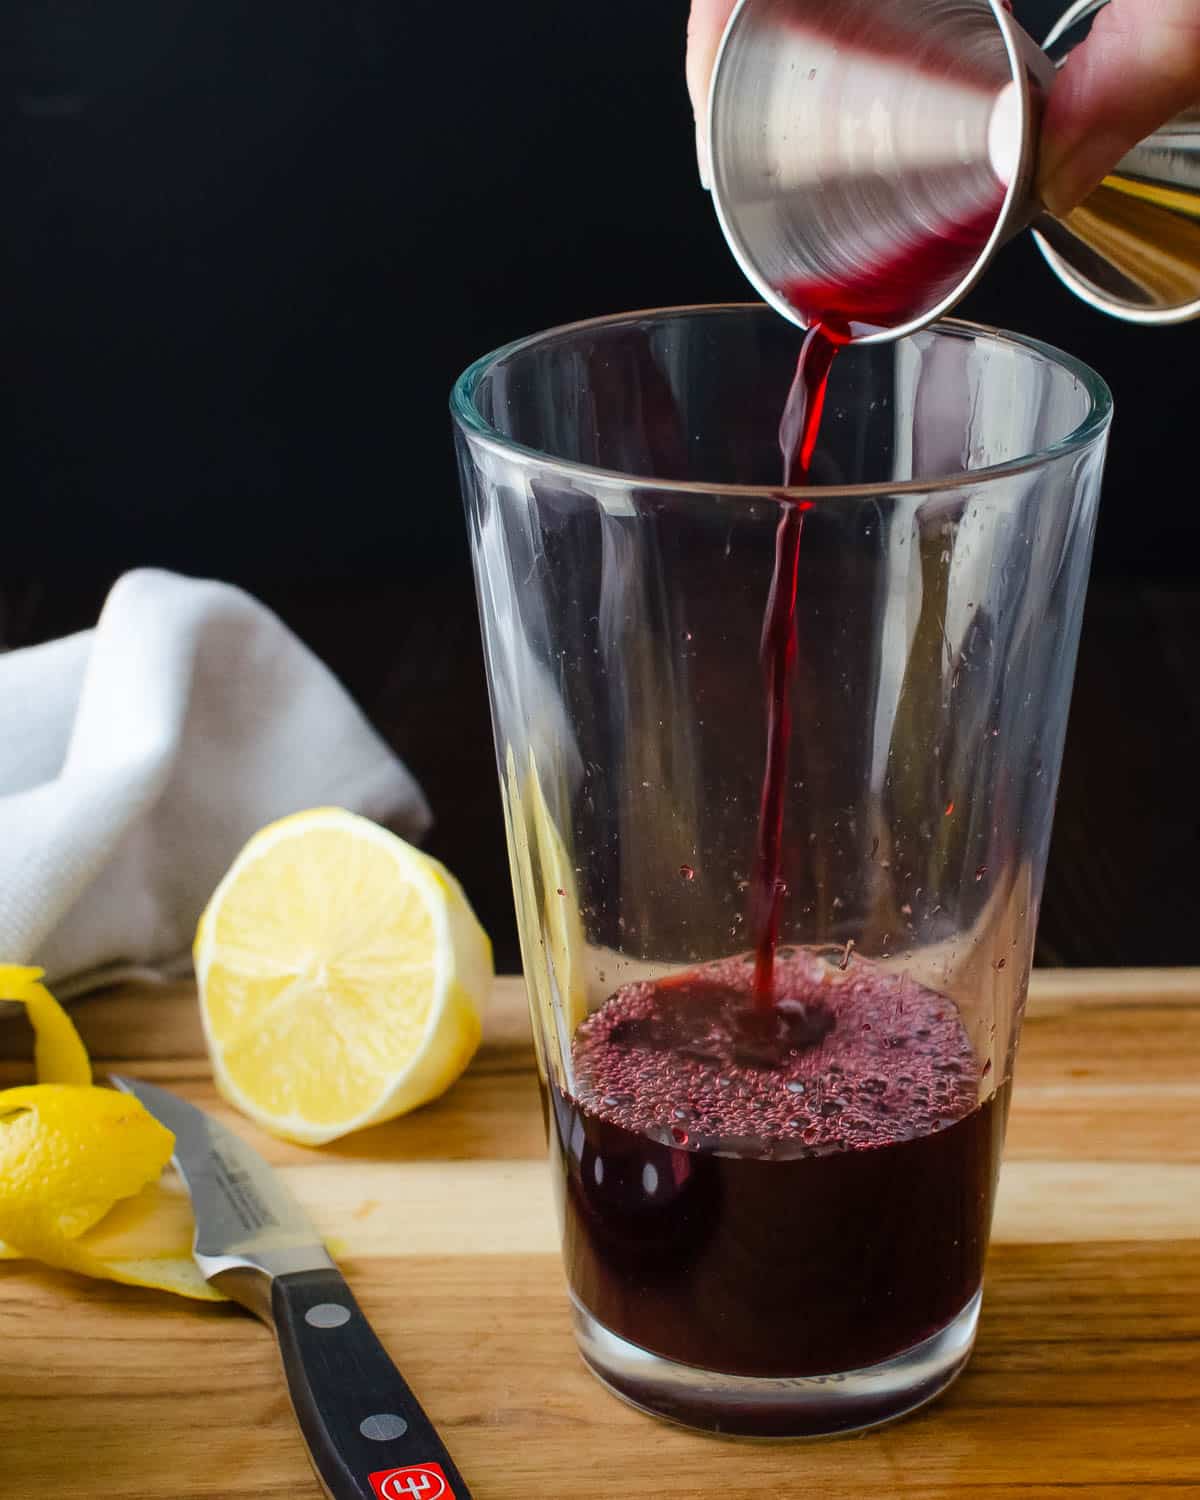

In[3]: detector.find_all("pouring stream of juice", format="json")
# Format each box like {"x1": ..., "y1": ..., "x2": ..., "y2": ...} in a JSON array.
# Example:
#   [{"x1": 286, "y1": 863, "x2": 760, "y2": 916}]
[
  {"x1": 750, "y1": 201, "x2": 1002, "y2": 1007},
  {"x1": 750, "y1": 320, "x2": 843, "y2": 1006}
]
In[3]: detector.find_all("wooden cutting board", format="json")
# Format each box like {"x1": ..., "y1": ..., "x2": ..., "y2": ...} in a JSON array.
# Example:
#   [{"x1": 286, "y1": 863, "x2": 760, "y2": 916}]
[{"x1": 2, "y1": 970, "x2": 1198, "y2": 1499}]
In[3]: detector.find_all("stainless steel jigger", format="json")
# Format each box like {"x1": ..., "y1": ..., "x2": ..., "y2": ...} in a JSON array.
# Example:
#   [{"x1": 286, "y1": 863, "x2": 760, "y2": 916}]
[{"x1": 708, "y1": 0, "x2": 1200, "y2": 341}]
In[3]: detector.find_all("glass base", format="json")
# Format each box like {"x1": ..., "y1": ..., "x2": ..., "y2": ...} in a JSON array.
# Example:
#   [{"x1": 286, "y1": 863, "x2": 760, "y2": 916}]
[{"x1": 571, "y1": 1289, "x2": 981, "y2": 1438}]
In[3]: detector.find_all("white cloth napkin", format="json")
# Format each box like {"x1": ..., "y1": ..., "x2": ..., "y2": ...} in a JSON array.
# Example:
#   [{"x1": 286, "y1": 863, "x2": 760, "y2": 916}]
[{"x1": 0, "y1": 570, "x2": 430, "y2": 994}]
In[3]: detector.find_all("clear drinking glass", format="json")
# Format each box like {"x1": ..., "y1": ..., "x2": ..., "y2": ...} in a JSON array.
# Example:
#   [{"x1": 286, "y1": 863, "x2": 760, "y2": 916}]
[{"x1": 452, "y1": 306, "x2": 1111, "y2": 1438}]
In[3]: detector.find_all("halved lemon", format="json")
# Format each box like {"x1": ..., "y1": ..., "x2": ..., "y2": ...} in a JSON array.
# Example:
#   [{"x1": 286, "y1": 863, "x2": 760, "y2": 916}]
[{"x1": 195, "y1": 809, "x2": 492, "y2": 1146}]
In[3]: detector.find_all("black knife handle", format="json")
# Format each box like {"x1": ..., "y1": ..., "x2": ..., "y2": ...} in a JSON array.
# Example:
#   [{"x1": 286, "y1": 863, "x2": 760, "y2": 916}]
[{"x1": 270, "y1": 1267, "x2": 472, "y2": 1500}]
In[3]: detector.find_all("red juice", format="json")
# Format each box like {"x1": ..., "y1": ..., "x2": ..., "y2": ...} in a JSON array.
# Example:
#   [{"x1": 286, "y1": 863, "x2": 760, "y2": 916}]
[
  {"x1": 552, "y1": 195, "x2": 1013, "y2": 1430},
  {"x1": 751, "y1": 191, "x2": 1003, "y2": 1002},
  {"x1": 553, "y1": 952, "x2": 1006, "y2": 1407},
  {"x1": 776, "y1": 200, "x2": 1003, "y2": 337},
  {"x1": 750, "y1": 319, "x2": 845, "y2": 1004}
]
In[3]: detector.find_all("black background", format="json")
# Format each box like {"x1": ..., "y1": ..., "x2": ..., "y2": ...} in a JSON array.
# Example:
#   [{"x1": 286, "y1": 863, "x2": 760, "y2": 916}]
[{"x1": 2, "y1": 0, "x2": 1196, "y2": 969}]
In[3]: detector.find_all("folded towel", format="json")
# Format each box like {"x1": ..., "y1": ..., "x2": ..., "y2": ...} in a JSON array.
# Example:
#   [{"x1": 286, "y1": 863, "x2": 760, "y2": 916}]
[{"x1": 0, "y1": 570, "x2": 430, "y2": 994}]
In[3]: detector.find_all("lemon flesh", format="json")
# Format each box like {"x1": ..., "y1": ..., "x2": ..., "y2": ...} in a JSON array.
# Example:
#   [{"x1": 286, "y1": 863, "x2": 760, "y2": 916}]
[{"x1": 195, "y1": 808, "x2": 492, "y2": 1146}]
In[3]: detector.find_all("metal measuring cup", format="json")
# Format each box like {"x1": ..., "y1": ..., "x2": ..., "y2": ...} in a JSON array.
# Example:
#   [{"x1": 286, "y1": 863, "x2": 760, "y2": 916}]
[{"x1": 707, "y1": 0, "x2": 1200, "y2": 340}]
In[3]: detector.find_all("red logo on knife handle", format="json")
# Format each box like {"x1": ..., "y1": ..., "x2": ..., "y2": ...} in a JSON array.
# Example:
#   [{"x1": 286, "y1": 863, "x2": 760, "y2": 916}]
[{"x1": 369, "y1": 1463, "x2": 454, "y2": 1500}]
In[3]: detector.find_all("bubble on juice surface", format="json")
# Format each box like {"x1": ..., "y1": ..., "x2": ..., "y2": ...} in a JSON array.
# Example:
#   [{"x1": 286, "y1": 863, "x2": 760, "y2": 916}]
[{"x1": 571, "y1": 949, "x2": 980, "y2": 1158}]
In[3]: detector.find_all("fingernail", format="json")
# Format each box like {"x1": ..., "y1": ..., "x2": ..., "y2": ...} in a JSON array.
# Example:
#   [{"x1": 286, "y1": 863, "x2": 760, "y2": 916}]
[
  {"x1": 696, "y1": 120, "x2": 712, "y2": 192},
  {"x1": 1040, "y1": 129, "x2": 1130, "y2": 219}
]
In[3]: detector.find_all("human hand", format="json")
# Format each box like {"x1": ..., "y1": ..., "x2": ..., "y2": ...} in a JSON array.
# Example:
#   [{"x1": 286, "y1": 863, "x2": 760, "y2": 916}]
[
  {"x1": 1037, "y1": 0, "x2": 1200, "y2": 215},
  {"x1": 685, "y1": 0, "x2": 738, "y2": 187},
  {"x1": 685, "y1": 0, "x2": 1200, "y2": 213}
]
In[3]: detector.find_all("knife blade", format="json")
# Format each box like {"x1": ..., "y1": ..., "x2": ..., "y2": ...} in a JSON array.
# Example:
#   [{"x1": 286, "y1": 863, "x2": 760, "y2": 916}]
[{"x1": 111, "y1": 1075, "x2": 473, "y2": 1500}]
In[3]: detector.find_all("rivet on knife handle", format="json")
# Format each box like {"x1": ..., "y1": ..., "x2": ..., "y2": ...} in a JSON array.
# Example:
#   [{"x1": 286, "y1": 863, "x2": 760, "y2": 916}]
[{"x1": 271, "y1": 1266, "x2": 472, "y2": 1500}]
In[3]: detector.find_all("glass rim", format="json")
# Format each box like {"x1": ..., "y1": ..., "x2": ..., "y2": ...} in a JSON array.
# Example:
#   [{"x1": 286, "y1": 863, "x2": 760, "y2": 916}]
[{"x1": 449, "y1": 303, "x2": 1113, "y2": 500}]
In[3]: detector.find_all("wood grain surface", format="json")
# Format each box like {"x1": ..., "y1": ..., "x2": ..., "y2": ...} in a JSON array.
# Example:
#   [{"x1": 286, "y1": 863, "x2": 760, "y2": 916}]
[{"x1": 2, "y1": 971, "x2": 1199, "y2": 1498}]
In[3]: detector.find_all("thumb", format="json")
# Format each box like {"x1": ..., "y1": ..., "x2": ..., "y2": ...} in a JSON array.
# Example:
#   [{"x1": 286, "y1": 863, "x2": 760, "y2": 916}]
[
  {"x1": 687, "y1": 0, "x2": 740, "y2": 186},
  {"x1": 1038, "y1": 0, "x2": 1200, "y2": 217}
]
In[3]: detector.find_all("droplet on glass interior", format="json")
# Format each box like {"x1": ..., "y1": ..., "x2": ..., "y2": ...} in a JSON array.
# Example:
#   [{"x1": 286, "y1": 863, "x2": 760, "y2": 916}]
[
  {"x1": 994, "y1": 957, "x2": 1007, "y2": 970},
  {"x1": 679, "y1": 864, "x2": 695, "y2": 881}
]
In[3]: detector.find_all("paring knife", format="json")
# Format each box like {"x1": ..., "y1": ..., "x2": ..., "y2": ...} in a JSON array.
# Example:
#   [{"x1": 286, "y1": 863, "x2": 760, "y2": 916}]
[{"x1": 111, "y1": 1075, "x2": 472, "y2": 1500}]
